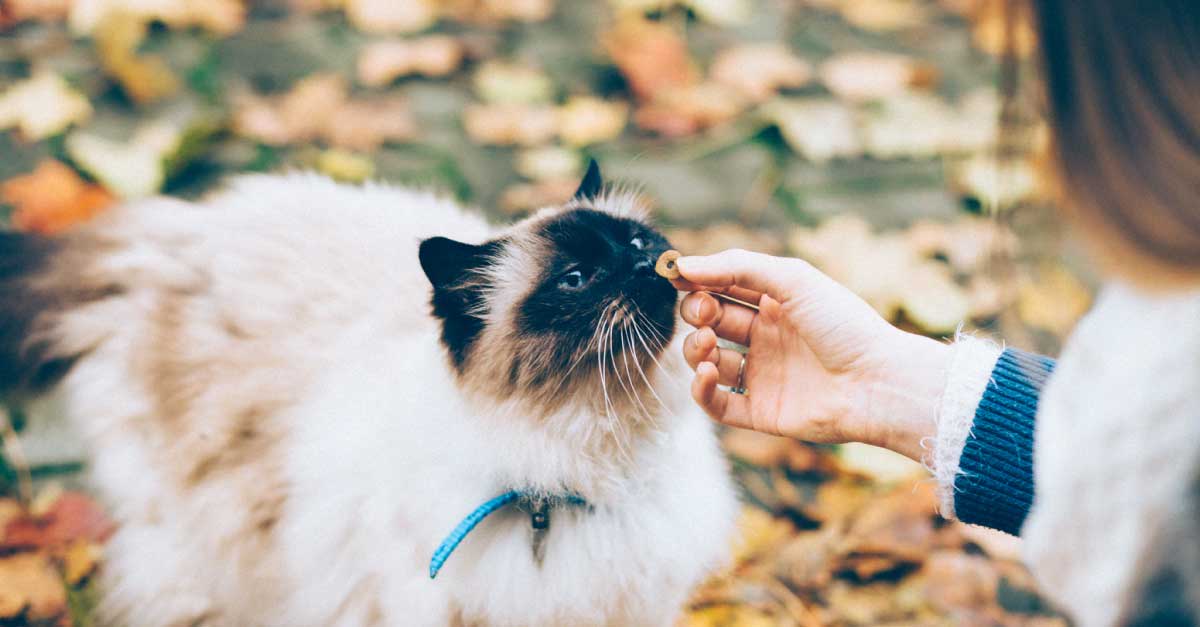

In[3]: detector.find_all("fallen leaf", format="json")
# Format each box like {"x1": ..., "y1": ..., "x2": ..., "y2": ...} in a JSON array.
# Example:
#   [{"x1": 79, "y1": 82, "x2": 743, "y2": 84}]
[
  {"x1": 837, "y1": 443, "x2": 925, "y2": 483},
  {"x1": 472, "y1": 60, "x2": 555, "y2": 105},
  {"x1": 921, "y1": 551, "x2": 1000, "y2": 612},
  {"x1": 2, "y1": 491, "x2": 115, "y2": 551},
  {"x1": 722, "y1": 430, "x2": 796, "y2": 468},
  {"x1": 0, "y1": 553, "x2": 67, "y2": 620},
  {"x1": 906, "y1": 217, "x2": 1018, "y2": 274},
  {"x1": 66, "y1": 121, "x2": 185, "y2": 199},
  {"x1": 515, "y1": 146, "x2": 580, "y2": 181},
  {"x1": 357, "y1": 36, "x2": 465, "y2": 86},
  {"x1": 326, "y1": 96, "x2": 417, "y2": 151},
  {"x1": 838, "y1": 482, "x2": 938, "y2": 569},
  {"x1": 711, "y1": 43, "x2": 812, "y2": 103},
  {"x1": 234, "y1": 75, "x2": 415, "y2": 150},
  {"x1": 634, "y1": 82, "x2": 746, "y2": 137},
  {"x1": 1017, "y1": 265, "x2": 1091, "y2": 336},
  {"x1": 901, "y1": 263, "x2": 970, "y2": 334},
  {"x1": 952, "y1": 154, "x2": 1039, "y2": 211},
  {"x1": 680, "y1": 604, "x2": 777, "y2": 627},
  {"x1": 463, "y1": 103, "x2": 558, "y2": 146},
  {"x1": 790, "y1": 216, "x2": 969, "y2": 334},
  {"x1": 499, "y1": 179, "x2": 578, "y2": 214},
  {"x1": 685, "y1": 0, "x2": 751, "y2": 25},
  {"x1": 764, "y1": 98, "x2": 861, "y2": 162},
  {"x1": 971, "y1": 0, "x2": 1036, "y2": 57},
  {"x1": 62, "y1": 539, "x2": 103, "y2": 585},
  {"x1": 859, "y1": 91, "x2": 957, "y2": 159},
  {"x1": 603, "y1": 17, "x2": 697, "y2": 103},
  {"x1": 1, "y1": 160, "x2": 115, "y2": 234},
  {"x1": 839, "y1": 0, "x2": 929, "y2": 32},
  {"x1": 315, "y1": 149, "x2": 375, "y2": 183},
  {"x1": 0, "y1": 0, "x2": 70, "y2": 24},
  {"x1": 0, "y1": 70, "x2": 93, "y2": 141},
  {"x1": 94, "y1": 11, "x2": 180, "y2": 104},
  {"x1": 68, "y1": 0, "x2": 244, "y2": 35},
  {"x1": 731, "y1": 507, "x2": 795, "y2": 564},
  {"x1": 818, "y1": 51, "x2": 929, "y2": 102},
  {"x1": 440, "y1": 0, "x2": 556, "y2": 22},
  {"x1": 667, "y1": 223, "x2": 786, "y2": 257},
  {"x1": 344, "y1": 0, "x2": 437, "y2": 33},
  {"x1": 557, "y1": 96, "x2": 628, "y2": 146}
]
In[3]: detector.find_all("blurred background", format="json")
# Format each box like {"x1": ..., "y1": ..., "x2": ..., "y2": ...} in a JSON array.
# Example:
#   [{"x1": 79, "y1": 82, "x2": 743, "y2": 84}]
[{"x1": 0, "y1": 0, "x2": 1088, "y2": 624}]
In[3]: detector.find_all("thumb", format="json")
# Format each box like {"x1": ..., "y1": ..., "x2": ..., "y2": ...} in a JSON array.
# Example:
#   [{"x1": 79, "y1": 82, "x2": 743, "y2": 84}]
[{"x1": 675, "y1": 249, "x2": 814, "y2": 301}]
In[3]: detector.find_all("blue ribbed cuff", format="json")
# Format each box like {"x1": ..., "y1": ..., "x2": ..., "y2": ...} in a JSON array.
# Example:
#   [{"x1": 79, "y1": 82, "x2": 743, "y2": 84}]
[{"x1": 953, "y1": 348, "x2": 1055, "y2": 535}]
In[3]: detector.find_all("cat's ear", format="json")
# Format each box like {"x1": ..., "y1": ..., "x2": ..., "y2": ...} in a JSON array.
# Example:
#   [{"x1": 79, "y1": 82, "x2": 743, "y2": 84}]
[
  {"x1": 418, "y1": 237, "x2": 495, "y2": 289},
  {"x1": 573, "y1": 159, "x2": 603, "y2": 200}
]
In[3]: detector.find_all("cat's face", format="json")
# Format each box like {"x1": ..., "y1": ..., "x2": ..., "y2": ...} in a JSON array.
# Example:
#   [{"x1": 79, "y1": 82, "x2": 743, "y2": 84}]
[{"x1": 419, "y1": 162, "x2": 678, "y2": 411}]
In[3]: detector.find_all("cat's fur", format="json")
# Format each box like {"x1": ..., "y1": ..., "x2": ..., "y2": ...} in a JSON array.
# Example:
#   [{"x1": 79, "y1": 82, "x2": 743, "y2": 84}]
[{"x1": 0, "y1": 168, "x2": 738, "y2": 626}]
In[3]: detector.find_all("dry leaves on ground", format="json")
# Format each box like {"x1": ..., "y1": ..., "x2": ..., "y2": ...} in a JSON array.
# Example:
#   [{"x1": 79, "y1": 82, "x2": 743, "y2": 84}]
[
  {"x1": 0, "y1": 487, "x2": 112, "y2": 626},
  {"x1": 681, "y1": 430, "x2": 1066, "y2": 626},
  {"x1": 233, "y1": 74, "x2": 416, "y2": 151}
]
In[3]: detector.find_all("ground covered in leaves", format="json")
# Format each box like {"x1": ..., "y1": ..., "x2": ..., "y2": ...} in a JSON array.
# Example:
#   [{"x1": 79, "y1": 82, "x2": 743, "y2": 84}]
[{"x1": 0, "y1": 0, "x2": 1089, "y2": 624}]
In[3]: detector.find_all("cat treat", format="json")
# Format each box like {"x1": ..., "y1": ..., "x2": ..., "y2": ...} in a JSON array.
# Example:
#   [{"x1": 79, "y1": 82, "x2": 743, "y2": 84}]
[{"x1": 656, "y1": 250, "x2": 682, "y2": 280}]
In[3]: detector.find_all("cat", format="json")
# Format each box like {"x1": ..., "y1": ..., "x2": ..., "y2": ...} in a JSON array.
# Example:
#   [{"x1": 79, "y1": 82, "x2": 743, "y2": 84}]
[{"x1": 0, "y1": 161, "x2": 738, "y2": 627}]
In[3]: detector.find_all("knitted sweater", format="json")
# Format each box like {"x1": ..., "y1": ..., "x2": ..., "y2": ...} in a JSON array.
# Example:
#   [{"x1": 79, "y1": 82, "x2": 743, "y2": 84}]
[{"x1": 933, "y1": 282, "x2": 1200, "y2": 626}]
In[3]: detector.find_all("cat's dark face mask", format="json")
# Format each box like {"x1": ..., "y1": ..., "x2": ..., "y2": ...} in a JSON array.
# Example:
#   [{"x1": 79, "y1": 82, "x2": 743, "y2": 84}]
[{"x1": 419, "y1": 161, "x2": 678, "y2": 403}]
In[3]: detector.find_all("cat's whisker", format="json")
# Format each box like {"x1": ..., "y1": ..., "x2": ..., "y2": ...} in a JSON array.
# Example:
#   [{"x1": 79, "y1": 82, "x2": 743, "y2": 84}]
[
  {"x1": 619, "y1": 324, "x2": 655, "y2": 427},
  {"x1": 629, "y1": 316, "x2": 673, "y2": 417}
]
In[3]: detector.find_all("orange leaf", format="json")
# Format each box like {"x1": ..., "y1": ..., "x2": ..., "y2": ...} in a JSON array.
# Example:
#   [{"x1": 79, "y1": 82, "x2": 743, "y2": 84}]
[
  {"x1": 2, "y1": 160, "x2": 114, "y2": 235},
  {"x1": 603, "y1": 18, "x2": 697, "y2": 103}
]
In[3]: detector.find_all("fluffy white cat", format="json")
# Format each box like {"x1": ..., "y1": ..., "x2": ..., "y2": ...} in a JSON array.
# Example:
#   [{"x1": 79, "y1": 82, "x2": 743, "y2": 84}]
[{"x1": 0, "y1": 163, "x2": 738, "y2": 626}]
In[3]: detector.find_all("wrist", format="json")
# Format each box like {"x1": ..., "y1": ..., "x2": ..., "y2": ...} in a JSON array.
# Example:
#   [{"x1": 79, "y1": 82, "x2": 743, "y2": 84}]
[{"x1": 856, "y1": 331, "x2": 951, "y2": 463}]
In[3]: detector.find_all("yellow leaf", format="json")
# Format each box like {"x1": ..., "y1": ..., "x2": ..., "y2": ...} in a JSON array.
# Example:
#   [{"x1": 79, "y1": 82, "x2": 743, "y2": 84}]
[
  {"x1": 0, "y1": 553, "x2": 66, "y2": 620},
  {"x1": 316, "y1": 149, "x2": 375, "y2": 183},
  {"x1": 731, "y1": 507, "x2": 793, "y2": 564},
  {"x1": 1018, "y1": 266, "x2": 1092, "y2": 336},
  {"x1": 95, "y1": 11, "x2": 179, "y2": 104},
  {"x1": 62, "y1": 539, "x2": 103, "y2": 585}
]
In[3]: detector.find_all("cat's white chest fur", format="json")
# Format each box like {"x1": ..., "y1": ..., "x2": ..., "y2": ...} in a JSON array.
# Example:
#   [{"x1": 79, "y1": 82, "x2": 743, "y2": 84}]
[{"x1": 44, "y1": 173, "x2": 737, "y2": 626}]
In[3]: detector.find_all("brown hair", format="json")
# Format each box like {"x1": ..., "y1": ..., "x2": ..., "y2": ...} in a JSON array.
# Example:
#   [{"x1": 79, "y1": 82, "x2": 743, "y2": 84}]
[{"x1": 1029, "y1": 0, "x2": 1200, "y2": 281}]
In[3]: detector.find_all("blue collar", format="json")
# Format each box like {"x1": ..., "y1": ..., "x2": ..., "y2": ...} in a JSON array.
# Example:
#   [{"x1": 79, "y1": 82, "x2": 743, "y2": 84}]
[{"x1": 429, "y1": 490, "x2": 588, "y2": 579}]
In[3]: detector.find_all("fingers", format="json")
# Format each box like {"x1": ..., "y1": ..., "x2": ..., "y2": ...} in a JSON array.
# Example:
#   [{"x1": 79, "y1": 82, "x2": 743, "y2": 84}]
[
  {"x1": 683, "y1": 328, "x2": 745, "y2": 386},
  {"x1": 675, "y1": 249, "x2": 813, "y2": 301},
  {"x1": 692, "y1": 362, "x2": 753, "y2": 430},
  {"x1": 680, "y1": 292, "x2": 757, "y2": 346}
]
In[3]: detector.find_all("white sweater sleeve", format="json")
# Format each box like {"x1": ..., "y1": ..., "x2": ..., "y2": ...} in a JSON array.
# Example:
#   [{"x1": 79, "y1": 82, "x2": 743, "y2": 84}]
[{"x1": 931, "y1": 333, "x2": 1002, "y2": 519}]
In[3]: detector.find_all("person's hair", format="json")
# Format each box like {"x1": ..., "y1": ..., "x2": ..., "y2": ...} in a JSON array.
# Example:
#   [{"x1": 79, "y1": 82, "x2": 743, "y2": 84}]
[{"x1": 1030, "y1": 0, "x2": 1200, "y2": 279}]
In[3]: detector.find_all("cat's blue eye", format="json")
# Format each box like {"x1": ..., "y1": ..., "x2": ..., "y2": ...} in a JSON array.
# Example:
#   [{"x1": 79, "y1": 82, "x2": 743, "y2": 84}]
[
  {"x1": 630, "y1": 237, "x2": 646, "y2": 250},
  {"x1": 558, "y1": 269, "x2": 587, "y2": 291}
]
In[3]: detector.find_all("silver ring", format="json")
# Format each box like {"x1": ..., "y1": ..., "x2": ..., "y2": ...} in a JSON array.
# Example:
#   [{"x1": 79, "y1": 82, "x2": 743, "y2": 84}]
[{"x1": 731, "y1": 354, "x2": 747, "y2": 395}]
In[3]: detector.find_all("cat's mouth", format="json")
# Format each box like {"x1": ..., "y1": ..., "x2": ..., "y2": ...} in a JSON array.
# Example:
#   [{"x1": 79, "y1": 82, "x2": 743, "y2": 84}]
[{"x1": 592, "y1": 294, "x2": 675, "y2": 362}]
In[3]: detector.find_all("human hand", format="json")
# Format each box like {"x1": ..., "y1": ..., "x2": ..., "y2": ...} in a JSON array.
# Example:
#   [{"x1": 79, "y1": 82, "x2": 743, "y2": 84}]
[{"x1": 672, "y1": 249, "x2": 950, "y2": 462}]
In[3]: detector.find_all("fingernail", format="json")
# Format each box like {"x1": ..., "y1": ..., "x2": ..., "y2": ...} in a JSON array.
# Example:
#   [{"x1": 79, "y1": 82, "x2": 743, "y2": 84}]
[
  {"x1": 698, "y1": 294, "x2": 716, "y2": 321},
  {"x1": 688, "y1": 296, "x2": 703, "y2": 320}
]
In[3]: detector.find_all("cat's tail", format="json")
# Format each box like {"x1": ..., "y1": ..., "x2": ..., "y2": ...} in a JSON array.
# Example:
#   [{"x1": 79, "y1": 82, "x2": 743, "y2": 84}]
[{"x1": 0, "y1": 231, "x2": 95, "y2": 396}]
